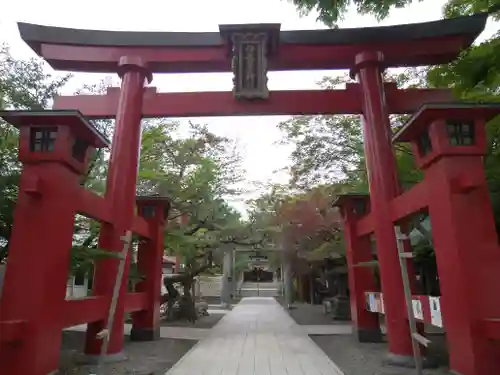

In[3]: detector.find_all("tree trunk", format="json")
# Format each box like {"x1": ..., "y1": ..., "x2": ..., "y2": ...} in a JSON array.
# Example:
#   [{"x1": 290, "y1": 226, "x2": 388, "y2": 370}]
[
  {"x1": 220, "y1": 247, "x2": 233, "y2": 307},
  {"x1": 180, "y1": 278, "x2": 197, "y2": 323},
  {"x1": 284, "y1": 256, "x2": 293, "y2": 307},
  {"x1": 297, "y1": 276, "x2": 304, "y2": 302},
  {"x1": 309, "y1": 273, "x2": 314, "y2": 304}
]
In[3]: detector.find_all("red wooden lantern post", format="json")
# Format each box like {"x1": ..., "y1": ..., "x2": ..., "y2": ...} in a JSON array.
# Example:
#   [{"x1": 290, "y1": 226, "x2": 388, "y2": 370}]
[
  {"x1": 131, "y1": 196, "x2": 170, "y2": 341},
  {"x1": 394, "y1": 103, "x2": 500, "y2": 375},
  {"x1": 0, "y1": 110, "x2": 109, "y2": 375},
  {"x1": 333, "y1": 194, "x2": 382, "y2": 342},
  {"x1": 84, "y1": 57, "x2": 153, "y2": 359}
]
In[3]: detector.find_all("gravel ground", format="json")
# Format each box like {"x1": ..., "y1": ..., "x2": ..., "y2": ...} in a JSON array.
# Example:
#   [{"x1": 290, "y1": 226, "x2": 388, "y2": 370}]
[
  {"x1": 58, "y1": 331, "x2": 196, "y2": 375},
  {"x1": 276, "y1": 298, "x2": 348, "y2": 325},
  {"x1": 160, "y1": 313, "x2": 224, "y2": 328},
  {"x1": 277, "y1": 299, "x2": 451, "y2": 375},
  {"x1": 311, "y1": 335, "x2": 450, "y2": 375}
]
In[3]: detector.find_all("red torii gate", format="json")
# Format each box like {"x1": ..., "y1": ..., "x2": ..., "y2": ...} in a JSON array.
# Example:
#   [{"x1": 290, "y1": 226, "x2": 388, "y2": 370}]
[{"x1": 0, "y1": 11, "x2": 497, "y2": 375}]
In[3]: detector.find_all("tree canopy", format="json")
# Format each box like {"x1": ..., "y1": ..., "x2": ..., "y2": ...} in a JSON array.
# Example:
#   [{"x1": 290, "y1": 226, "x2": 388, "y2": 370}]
[{"x1": 287, "y1": 0, "x2": 421, "y2": 27}]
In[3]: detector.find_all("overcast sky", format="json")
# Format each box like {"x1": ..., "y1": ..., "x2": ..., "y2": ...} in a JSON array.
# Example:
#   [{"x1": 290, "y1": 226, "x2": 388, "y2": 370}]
[{"x1": 1, "y1": 0, "x2": 497, "y2": 213}]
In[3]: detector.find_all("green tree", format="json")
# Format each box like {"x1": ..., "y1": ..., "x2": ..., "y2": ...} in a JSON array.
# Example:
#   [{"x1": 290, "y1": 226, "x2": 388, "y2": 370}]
[
  {"x1": 136, "y1": 119, "x2": 266, "y2": 319},
  {"x1": 277, "y1": 73, "x2": 422, "y2": 192},
  {"x1": 287, "y1": 0, "x2": 420, "y2": 27}
]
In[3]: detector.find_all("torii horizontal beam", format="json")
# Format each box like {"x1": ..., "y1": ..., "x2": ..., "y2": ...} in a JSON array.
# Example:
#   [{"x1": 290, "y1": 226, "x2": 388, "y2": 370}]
[
  {"x1": 18, "y1": 14, "x2": 487, "y2": 73},
  {"x1": 53, "y1": 83, "x2": 453, "y2": 118}
]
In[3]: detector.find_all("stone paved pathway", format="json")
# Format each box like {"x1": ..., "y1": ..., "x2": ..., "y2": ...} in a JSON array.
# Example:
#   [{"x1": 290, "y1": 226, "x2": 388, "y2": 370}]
[{"x1": 165, "y1": 297, "x2": 345, "y2": 375}]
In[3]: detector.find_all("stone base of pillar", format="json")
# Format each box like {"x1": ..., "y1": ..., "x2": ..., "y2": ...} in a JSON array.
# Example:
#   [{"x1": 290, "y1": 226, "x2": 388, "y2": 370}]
[
  {"x1": 130, "y1": 327, "x2": 160, "y2": 341},
  {"x1": 385, "y1": 353, "x2": 438, "y2": 368},
  {"x1": 77, "y1": 351, "x2": 127, "y2": 364},
  {"x1": 356, "y1": 327, "x2": 383, "y2": 343},
  {"x1": 331, "y1": 295, "x2": 351, "y2": 321}
]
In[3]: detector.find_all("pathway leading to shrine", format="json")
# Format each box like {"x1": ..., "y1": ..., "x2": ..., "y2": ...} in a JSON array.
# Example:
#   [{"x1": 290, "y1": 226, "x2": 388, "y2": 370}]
[{"x1": 165, "y1": 297, "x2": 345, "y2": 375}]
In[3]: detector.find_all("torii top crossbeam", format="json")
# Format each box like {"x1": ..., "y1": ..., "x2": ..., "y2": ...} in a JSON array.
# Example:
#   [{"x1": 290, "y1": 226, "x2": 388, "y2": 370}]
[{"x1": 18, "y1": 13, "x2": 487, "y2": 74}]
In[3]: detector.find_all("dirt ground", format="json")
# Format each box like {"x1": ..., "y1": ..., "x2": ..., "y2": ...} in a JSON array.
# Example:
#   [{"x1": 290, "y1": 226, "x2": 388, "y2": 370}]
[
  {"x1": 58, "y1": 331, "x2": 196, "y2": 375},
  {"x1": 279, "y1": 299, "x2": 451, "y2": 375}
]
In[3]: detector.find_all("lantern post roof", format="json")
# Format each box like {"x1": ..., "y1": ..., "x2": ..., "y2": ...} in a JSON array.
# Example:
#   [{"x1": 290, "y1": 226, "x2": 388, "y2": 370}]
[
  {"x1": 136, "y1": 195, "x2": 171, "y2": 206},
  {"x1": 332, "y1": 193, "x2": 370, "y2": 208},
  {"x1": 0, "y1": 109, "x2": 109, "y2": 148},
  {"x1": 393, "y1": 102, "x2": 500, "y2": 143}
]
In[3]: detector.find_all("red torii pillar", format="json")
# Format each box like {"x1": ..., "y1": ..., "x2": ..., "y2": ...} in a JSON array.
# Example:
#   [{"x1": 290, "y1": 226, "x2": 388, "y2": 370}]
[
  {"x1": 351, "y1": 51, "x2": 414, "y2": 363},
  {"x1": 84, "y1": 57, "x2": 152, "y2": 359}
]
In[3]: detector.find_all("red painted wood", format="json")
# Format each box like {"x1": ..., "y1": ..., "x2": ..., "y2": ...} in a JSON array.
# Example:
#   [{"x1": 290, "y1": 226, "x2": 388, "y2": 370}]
[
  {"x1": 338, "y1": 197, "x2": 380, "y2": 338},
  {"x1": 0, "y1": 320, "x2": 27, "y2": 343},
  {"x1": 76, "y1": 188, "x2": 111, "y2": 223},
  {"x1": 483, "y1": 319, "x2": 500, "y2": 340},
  {"x1": 53, "y1": 85, "x2": 453, "y2": 118},
  {"x1": 62, "y1": 297, "x2": 108, "y2": 328},
  {"x1": 353, "y1": 51, "x2": 414, "y2": 357},
  {"x1": 84, "y1": 57, "x2": 150, "y2": 357},
  {"x1": 39, "y1": 35, "x2": 469, "y2": 73},
  {"x1": 131, "y1": 200, "x2": 169, "y2": 336},
  {"x1": 356, "y1": 213, "x2": 374, "y2": 237},
  {"x1": 0, "y1": 110, "x2": 108, "y2": 374},
  {"x1": 0, "y1": 169, "x2": 78, "y2": 374},
  {"x1": 390, "y1": 181, "x2": 428, "y2": 223},
  {"x1": 132, "y1": 216, "x2": 151, "y2": 239},
  {"x1": 425, "y1": 149, "x2": 500, "y2": 374},
  {"x1": 125, "y1": 292, "x2": 149, "y2": 313}
]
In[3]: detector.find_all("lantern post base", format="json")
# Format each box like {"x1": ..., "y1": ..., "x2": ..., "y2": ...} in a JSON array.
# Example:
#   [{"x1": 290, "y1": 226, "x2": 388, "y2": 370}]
[
  {"x1": 77, "y1": 351, "x2": 127, "y2": 365},
  {"x1": 130, "y1": 327, "x2": 160, "y2": 342},
  {"x1": 356, "y1": 327, "x2": 383, "y2": 343},
  {"x1": 385, "y1": 353, "x2": 438, "y2": 369},
  {"x1": 331, "y1": 295, "x2": 351, "y2": 321}
]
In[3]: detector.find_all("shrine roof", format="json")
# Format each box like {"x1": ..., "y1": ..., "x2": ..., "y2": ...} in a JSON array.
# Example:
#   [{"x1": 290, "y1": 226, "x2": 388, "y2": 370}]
[
  {"x1": 19, "y1": 14, "x2": 486, "y2": 50},
  {"x1": 0, "y1": 109, "x2": 110, "y2": 148},
  {"x1": 16, "y1": 13, "x2": 488, "y2": 73},
  {"x1": 393, "y1": 102, "x2": 500, "y2": 143}
]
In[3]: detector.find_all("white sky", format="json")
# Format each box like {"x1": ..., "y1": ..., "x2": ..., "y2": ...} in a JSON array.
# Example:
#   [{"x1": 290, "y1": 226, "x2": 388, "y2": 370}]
[{"x1": 1, "y1": 0, "x2": 498, "y2": 213}]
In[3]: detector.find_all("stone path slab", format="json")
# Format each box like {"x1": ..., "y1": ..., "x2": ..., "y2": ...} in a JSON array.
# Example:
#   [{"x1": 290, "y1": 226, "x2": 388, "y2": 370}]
[{"x1": 165, "y1": 297, "x2": 345, "y2": 375}]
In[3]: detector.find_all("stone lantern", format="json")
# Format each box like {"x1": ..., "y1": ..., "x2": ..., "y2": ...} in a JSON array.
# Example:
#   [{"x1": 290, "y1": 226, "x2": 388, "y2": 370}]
[
  {"x1": 136, "y1": 195, "x2": 171, "y2": 223},
  {"x1": 132, "y1": 195, "x2": 171, "y2": 341},
  {"x1": 392, "y1": 102, "x2": 500, "y2": 170},
  {"x1": 392, "y1": 102, "x2": 500, "y2": 374},
  {"x1": 0, "y1": 109, "x2": 109, "y2": 175}
]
